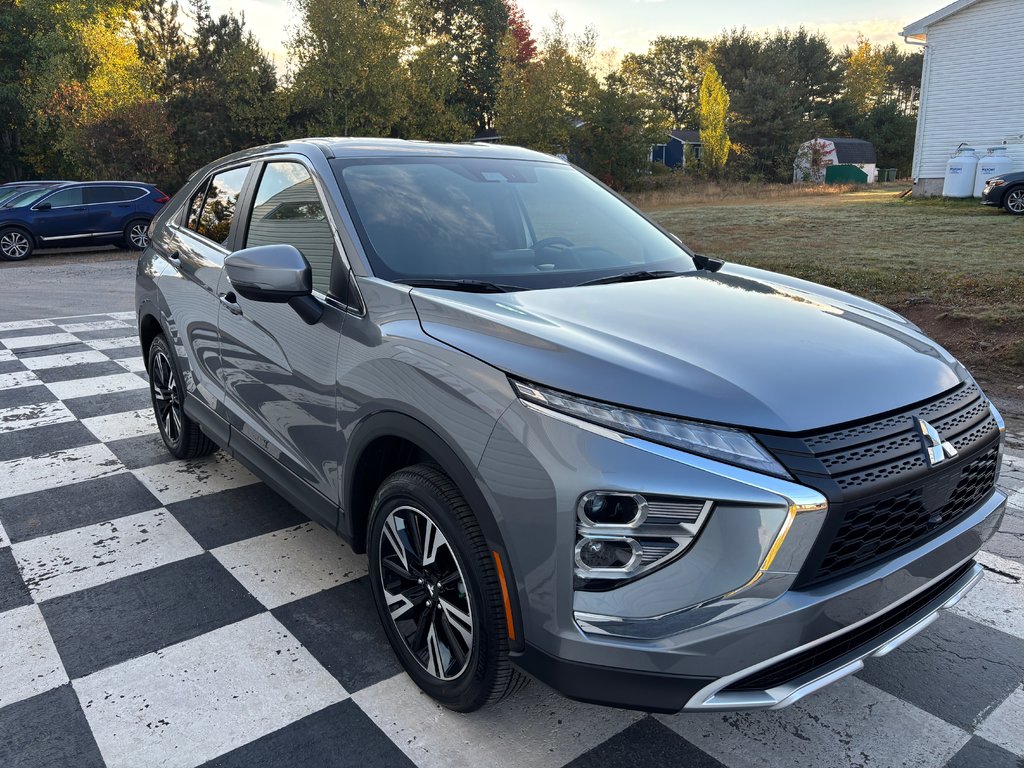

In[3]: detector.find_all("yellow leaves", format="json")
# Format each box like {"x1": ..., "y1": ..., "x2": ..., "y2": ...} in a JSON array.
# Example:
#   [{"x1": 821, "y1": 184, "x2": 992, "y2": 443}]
[
  {"x1": 77, "y1": 13, "x2": 150, "y2": 121},
  {"x1": 698, "y1": 63, "x2": 730, "y2": 175}
]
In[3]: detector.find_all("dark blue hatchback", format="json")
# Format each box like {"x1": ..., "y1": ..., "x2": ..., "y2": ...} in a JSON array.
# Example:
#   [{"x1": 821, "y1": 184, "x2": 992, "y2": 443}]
[{"x1": 0, "y1": 181, "x2": 169, "y2": 261}]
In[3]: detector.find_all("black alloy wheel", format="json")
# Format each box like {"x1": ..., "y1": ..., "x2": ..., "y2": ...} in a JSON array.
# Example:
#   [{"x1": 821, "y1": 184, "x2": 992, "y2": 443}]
[{"x1": 147, "y1": 335, "x2": 217, "y2": 459}]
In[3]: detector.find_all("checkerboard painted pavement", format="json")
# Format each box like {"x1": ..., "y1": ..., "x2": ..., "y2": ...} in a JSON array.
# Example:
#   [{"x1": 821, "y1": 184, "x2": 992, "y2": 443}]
[{"x1": 1, "y1": 312, "x2": 1023, "y2": 768}]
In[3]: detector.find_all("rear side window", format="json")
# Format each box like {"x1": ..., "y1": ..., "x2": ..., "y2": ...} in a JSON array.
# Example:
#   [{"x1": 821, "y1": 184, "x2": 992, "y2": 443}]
[
  {"x1": 188, "y1": 166, "x2": 249, "y2": 246},
  {"x1": 84, "y1": 186, "x2": 141, "y2": 204},
  {"x1": 245, "y1": 162, "x2": 335, "y2": 294},
  {"x1": 42, "y1": 188, "x2": 83, "y2": 208}
]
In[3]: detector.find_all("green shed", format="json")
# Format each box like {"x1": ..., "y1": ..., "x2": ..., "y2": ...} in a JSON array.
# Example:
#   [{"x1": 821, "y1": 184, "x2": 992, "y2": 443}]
[{"x1": 824, "y1": 165, "x2": 869, "y2": 184}]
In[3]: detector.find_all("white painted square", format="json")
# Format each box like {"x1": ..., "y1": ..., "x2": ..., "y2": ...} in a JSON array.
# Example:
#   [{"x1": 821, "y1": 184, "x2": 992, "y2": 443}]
[
  {"x1": 108, "y1": 312, "x2": 137, "y2": 322},
  {"x1": 0, "y1": 401, "x2": 76, "y2": 434},
  {"x1": 13, "y1": 508, "x2": 202, "y2": 602},
  {"x1": 0, "y1": 370, "x2": 40, "y2": 390},
  {"x1": 81, "y1": 408, "x2": 157, "y2": 443},
  {"x1": 114, "y1": 356, "x2": 147, "y2": 373},
  {"x1": 20, "y1": 349, "x2": 109, "y2": 371},
  {"x1": 657, "y1": 676, "x2": 969, "y2": 768},
  {"x1": 45, "y1": 373, "x2": 148, "y2": 401},
  {"x1": 0, "y1": 349, "x2": 14, "y2": 362},
  {"x1": 953, "y1": 551, "x2": 1024, "y2": 641},
  {"x1": 978, "y1": 685, "x2": 1024, "y2": 757},
  {"x1": 212, "y1": 522, "x2": 367, "y2": 609},
  {"x1": 354, "y1": 673, "x2": 642, "y2": 768},
  {"x1": 2, "y1": 332, "x2": 80, "y2": 350},
  {"x1": 0, "y1": 605, "x2": 69, "y2": 707},
  {"x1": 56, "y1": 320, "x2": 131, "y2": 334},
  {"x1": 84, "y1": 336, "x2": 139, "y2": 351},
  {"x1": 0, "y1": 318, "x2": 55, "y2": 333},
  {"x1": 0, "y1": 518, "x2": 8, "y2": 549},
  {"x1": 131, "y1": 452, "x2": 257, "y2": 505},
  {"x1": 74, "y1": 613, "x2": 347, "y2": 768},
  {"x1": 0, "y1": 444, "x2": 125, "y2": 501}
]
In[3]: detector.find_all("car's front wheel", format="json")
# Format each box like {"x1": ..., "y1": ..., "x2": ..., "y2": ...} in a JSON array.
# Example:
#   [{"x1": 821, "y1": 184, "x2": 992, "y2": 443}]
[
  {"x1": 1004, "y1": 186, "x2": 1024, "y2": 215},
  {"x1": 367, "y1": 464, "x2": 526, "y2": 711},
  {"x1": 0, "y1": 228, "x2": 33, "y2": 261},
  {"x1": 148, "y1": 335, "x2": 217, "y2": 459}
]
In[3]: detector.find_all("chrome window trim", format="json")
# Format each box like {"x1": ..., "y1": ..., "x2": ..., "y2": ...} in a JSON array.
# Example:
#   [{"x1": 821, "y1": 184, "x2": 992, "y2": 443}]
[{"x1": 32, "y1": 185, "x2": 150, "y2": 210}]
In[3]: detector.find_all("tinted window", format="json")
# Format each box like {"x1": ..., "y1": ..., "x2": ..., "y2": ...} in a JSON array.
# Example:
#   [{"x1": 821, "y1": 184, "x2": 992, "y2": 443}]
[
  {"x1": 334, "y1": 158, "x2": 693, "y2": 288},
  {"x1": 84, "y1": 186, "x2": 141, "y2": 204},
  {"x1": 186, "y1": 180, "x2": 209, "y2": 231},
  {"x1": 246, "y1": 162, "x2": 335, "y2": 294},
  {"x1": 192, "y1": 166, "x2": 249, "y2": 245},
  {"x1": 42, "y1": 188, "x2": 84, "y2": 208}
]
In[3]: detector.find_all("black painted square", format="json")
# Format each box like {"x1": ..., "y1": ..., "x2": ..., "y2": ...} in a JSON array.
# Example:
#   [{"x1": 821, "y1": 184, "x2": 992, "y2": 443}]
[
  {"x1": 0, "y1": 472, "x2": 161, "y2": 543},
  {"x1": 33, "y1": 361, "x2": 131, "y2": 384},
  {"x1": 10, "y1": 342, "x2": 90, "y2": 359},
  {"x1": 0, "y1": 385, "x2": 56, "y2": 410},
  {"x1": 0, "y1": 359, "x2": 27, "y2": 374},
  {"x1": 71, "y1": 327, "x2": 134, "y2": 341},
  {"x1": 167, "y1": 483, "x2": 306, "y2": 550},
  {"x1": 0, "y1": 547, "x2": 32, "y2": 613},
  {"x1": 200, "y1": 700, "x2": 415, "y2": 768},
  {"x1": 40, "y1": 553, "x2": 264, "y2": 679},
  {"x1": 946, "y1": 736, "x2": 1024, "y2": 768},
  {"x1": 63, "y1": 388, "x2": 151, "y2": 420},
  {"x1": 0, "y1": 685, "x2": 106, "y2": 768},
  {"x1": 106, "y1": 432, "x2": 176, "y2": 470},
  {"x1": 858, "y1": 612, "x2": 1024, "y2": 730},
  {"x1": 99, "y1": 345, "x2": 144, "y2": 361},
  {"x1": 0, "y1": 421, "x2": 97, "y2": 463},
  {"x1": 566, "y1": 717, "x2": 728, "y2": 768},
  {"x1": 272, "y1": 577, "x2": 402, "y2": 694}
]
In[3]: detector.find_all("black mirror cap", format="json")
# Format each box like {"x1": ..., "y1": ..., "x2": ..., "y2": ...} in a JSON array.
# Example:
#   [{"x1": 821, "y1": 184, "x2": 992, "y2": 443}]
[
  {"x1": 35, "y1": 202, "x2": 52, "y2": 211},
  {"x1": 225, "y1": 244, "x2": 312, "y2": 303}
]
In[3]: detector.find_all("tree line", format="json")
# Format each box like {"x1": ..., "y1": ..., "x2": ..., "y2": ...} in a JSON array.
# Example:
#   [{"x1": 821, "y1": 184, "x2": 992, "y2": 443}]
[{"x1": 0, "y1": 0, "x2": 922, "y2": 192}]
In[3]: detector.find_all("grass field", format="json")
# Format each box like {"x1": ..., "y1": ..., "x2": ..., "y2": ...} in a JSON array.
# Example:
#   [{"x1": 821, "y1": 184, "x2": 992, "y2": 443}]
[{"x1": 636, "y1": 184, "x2": 1024, "y2": 396}]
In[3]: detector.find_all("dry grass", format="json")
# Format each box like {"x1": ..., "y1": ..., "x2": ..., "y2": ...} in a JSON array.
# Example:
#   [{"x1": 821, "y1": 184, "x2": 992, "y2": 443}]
[
  {"x1": 638, "y1": 186, "x2": 1024, "y2": 394},
  {"x1": 626, "y1": 177, "x2": 871, "y2": 210}
]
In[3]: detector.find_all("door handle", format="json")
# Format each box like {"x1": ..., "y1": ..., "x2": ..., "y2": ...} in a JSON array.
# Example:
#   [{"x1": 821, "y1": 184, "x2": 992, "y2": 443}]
[
  {"x1": 166, "y1": 250, "x2": 181, "y2": 266},
  {"x1": 219, "y1": 292, "x2": 243, "y2": 315}
]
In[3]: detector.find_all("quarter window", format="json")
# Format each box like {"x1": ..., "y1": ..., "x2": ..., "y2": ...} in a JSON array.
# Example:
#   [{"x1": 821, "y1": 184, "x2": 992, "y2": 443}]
[
  {"x1": 245, "y1": 162, "x2": 335, "y2": 294},
  {"x1": 189, "y1": 166, "x2": 249, "y2": 246},
  {"x1": 41, "y1": 188, "x2": 83, "y2": 208}
]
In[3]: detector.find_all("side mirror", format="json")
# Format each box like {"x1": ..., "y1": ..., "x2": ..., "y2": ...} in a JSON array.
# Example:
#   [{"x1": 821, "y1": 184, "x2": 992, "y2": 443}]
[
  {"x1": 35, "y1": 202, "x2": 51, "y2": 211},
  {"x1": 225, "y1": 244, "x2": 323, "y2": 324}
]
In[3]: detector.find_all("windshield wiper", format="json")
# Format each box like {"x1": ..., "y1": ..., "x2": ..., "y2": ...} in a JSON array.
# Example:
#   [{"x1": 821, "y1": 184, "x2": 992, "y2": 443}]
[
  {"x1": 574, "y1": 269, "x2": 688, "y2": 287},
  {"x1": 396, "y1": 278, "x2": 525, "y2": 293}
]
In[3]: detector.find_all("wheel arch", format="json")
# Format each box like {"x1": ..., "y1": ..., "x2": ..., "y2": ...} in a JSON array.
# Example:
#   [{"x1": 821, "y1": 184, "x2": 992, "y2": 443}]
[
  {"x1": 0, "y1": 223, "x2": 37, "y2": 249},
  {"x1": 343, "y1": 410, "x2": 524, "y2": 649},
  {"x1": 138, "y1": 308, "x2": 164, "y2": 373}
]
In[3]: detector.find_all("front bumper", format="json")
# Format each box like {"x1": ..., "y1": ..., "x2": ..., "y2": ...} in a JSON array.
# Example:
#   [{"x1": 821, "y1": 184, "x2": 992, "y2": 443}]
[
  {"x1": 510, "y1": 488, "x2": 1004, "y2": 712},
  {"x1": 981, "y1": 186, "x2": 1005, "y2": 206}
]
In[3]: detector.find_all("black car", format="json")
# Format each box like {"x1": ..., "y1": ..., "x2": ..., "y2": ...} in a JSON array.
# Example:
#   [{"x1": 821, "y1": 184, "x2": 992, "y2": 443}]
[
  {"x1": 981, "y1": 171, "x2": 1024, "y2": 215},
  {"x1": 0, "y1": 180, "x2": 169, "y2": 261}
]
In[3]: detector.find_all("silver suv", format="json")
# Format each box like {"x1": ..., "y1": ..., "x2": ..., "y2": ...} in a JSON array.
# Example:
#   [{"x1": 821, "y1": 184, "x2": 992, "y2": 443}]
[{"x1": 136, "y1": 139, "x2": 1007, "y2": 713}]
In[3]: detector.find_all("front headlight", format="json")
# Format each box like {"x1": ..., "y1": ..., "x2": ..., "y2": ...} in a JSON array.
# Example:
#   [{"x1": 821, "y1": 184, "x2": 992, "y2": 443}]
[
  {"x1": 988, "y1": 178, "x2": 1006, "y2": 187},
  {"x1": 511, "y1": 379, "x2": 790, "y2": 479}
]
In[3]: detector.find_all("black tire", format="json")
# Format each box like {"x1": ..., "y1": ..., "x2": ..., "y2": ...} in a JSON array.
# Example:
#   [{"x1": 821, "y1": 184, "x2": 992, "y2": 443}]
[
  {"x1": 368, "y1": 463, "x2": 527, "y2": 712},
  {"x1": 123, "y1": 219, "x2": 151, "y2": 250},
  {"x1": 0, "y1": 227, "x2": 34, "y2": 261},
  {"x1": 1004, "y1": 186, "x2": 1024, "y2": 215},
  {"x1": 148, "y1": 335, "x2": 217, "y2": 459}
]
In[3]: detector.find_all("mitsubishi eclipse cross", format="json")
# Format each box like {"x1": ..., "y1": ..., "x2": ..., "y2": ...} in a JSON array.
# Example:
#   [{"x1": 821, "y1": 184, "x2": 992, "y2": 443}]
[{"x1": 135, "y1": 138, "x2": 1007, "y2": 713}]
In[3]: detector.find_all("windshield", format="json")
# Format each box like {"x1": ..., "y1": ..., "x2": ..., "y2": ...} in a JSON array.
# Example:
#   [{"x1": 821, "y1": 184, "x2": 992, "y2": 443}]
[
  {"x1": 3, "y1": 188, "x2": 51, "y2": 208},
  {"x1": 332, "y1": 157, "x2": 695, "y2": 289}
]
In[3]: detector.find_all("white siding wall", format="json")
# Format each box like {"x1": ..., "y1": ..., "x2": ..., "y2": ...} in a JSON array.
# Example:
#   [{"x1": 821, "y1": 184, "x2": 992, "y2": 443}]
[{"x1": 913, "y1": 0, "x2": 1024, "y2": 185}]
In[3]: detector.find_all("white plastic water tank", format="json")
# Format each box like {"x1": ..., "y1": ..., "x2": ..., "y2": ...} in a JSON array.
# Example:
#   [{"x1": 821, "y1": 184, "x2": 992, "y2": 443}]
[
  {"x1": 943, "y1": 147, "x2": 979, "y2": 197},
  {"x1": 974, "y1": 147, "x2": 1015, "y2": 197}
]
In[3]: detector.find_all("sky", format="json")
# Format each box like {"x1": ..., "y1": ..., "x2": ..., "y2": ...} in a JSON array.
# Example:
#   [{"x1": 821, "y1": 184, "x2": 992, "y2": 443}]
[{"x1": 209, "y1": 0, "x2": 948, "y2": 70}]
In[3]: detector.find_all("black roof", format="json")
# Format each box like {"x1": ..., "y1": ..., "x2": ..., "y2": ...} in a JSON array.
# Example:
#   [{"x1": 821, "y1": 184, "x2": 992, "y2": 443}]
[
  {"x1": 824, "y1": 138, "x2": 877, "y2": 165},
  {"x1": 669, "y1": 129, "x2": 701, "y2": 144}
]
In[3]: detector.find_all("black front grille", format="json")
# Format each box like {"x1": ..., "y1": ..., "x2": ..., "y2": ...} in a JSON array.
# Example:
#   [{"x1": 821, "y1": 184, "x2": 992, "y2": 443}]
[
  {"x1": 723, "y1": 561, "x2": 975, "y2": 693},
  {"x1": 756, "y1": 381, "x2": 1001, "y2": 586}
]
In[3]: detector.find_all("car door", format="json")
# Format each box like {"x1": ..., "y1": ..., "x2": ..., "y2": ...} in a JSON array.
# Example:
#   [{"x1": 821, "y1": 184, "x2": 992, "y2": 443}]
[
  {"x1": 216, "y1": 158, "x2": 347, "y2": 513},
  {"x1": 28, "y1": 186, "x2": 90, "y2": 246},
  {"x1": 155, "y1": 164, "x2": 253, "y2": 427},
  {"x1": 82, "y1": 185, "x2": 143, "y2": 240}
]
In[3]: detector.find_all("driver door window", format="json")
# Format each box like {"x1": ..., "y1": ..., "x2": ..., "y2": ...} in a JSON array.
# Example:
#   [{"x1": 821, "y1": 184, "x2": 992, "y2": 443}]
[{"x1": 245, "y1": 162, "x2": 336, "y2": 294}]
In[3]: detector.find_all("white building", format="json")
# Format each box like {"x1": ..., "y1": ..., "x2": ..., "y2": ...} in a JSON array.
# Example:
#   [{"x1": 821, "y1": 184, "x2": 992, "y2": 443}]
[
  {"x1": 902, "y1": 0, "x2": 1024, "y2": 196},
  {"x1": 793, "y1": 138, "x2": 877, "y2": 184}
]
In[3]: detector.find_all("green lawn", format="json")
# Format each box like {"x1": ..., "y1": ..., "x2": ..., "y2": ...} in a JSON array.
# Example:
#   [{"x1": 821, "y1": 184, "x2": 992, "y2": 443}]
[{"x1": 638, "y1": 186, "x2": 1024, "y2": 393}]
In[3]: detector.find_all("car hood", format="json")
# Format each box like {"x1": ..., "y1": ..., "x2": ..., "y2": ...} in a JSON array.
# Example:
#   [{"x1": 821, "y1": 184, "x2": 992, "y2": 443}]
[{"x1": 410, "y1": 267, "x2": 965, "y2": 433}]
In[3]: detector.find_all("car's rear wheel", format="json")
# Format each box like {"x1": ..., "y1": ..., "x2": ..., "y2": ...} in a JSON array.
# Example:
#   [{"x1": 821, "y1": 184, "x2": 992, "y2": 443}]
[
  {"x1": 367, "y1": 464, "x2": 526, "y2": 712},
  {"x1": 124, "y1": 219, "x2": 151, "y2": 250},
  {"x1": 1005, "y1": 186, "x2": 1024, "y2": 215},
  {"x1": 148, "y1": 335, "x2": 217, "y2": 459},
  {"x1": 0, "y1": 228, "x2": 33, "y2": 261}
]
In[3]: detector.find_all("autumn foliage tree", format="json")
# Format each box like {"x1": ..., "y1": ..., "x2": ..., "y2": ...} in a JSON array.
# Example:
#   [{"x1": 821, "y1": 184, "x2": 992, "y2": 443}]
[{"x1": 697, "y1": 63, "x2": 730, "y2": 177}]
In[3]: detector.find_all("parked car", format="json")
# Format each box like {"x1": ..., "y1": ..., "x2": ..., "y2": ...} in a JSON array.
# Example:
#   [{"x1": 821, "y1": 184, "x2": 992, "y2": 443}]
[
  {"x1": 981, "y1": 170, "x2": 1024, "y2": 214},
  {"x1": 0, "y1": 180, "x2": 67, "y2": 207},
  {"x1": 0, "y1": 180, "x2": 169, "y2": 261},
  {"x1": 136, "y1": 139, "x2": 1006, "y2": 713}
]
